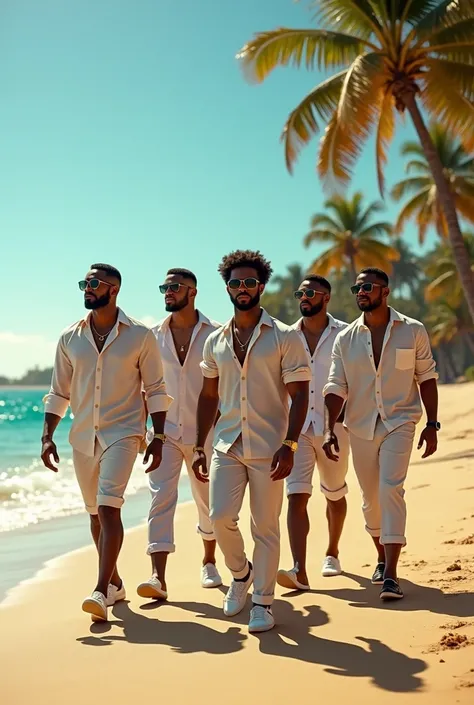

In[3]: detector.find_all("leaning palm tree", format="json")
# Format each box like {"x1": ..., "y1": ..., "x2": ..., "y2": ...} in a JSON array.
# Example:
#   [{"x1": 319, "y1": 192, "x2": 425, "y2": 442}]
[
  {"x1": 391, "y1": 122, "x2": 474, "y2": 243},
  {"x1": 390, "y1": 238, "x2": 423, "y2": 298},
  {"x1": 304, "y1": 192, "x2": 399, "y2": 280},
  {"x1": 237, "y1": 0, "x2": 474, "y2": 322},
  {"x1": 424, "y1": 232, "x2": 474, "y2": 307}
]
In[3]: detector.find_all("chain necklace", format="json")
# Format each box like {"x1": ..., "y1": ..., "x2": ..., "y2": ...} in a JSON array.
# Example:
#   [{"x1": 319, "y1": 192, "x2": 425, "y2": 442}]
[
  {"x1": 232, "y1": 321, "x2": 254, "y2": 351},
  {"x1": 91, "y1": 320, "x2": 114, "y2": 343},
  {"x1": 171, "y1": 327, "x2": 195, "y2": 353}
]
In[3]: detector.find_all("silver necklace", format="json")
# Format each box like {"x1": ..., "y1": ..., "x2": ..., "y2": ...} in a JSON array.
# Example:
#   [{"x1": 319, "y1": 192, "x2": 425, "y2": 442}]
[
  {"x1": 232, "y1": 321, "x2": 254, "y2": 351},
  {"x1": 91, "y1": 320, "x2": 114, "y2": 343}
]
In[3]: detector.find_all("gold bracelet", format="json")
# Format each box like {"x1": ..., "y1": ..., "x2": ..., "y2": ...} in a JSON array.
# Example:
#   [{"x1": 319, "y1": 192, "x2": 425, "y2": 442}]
[
  {"x1": 282, "y1": 439, "x2": 298, "y2": 452},
  {"x1": 193, "y1": 445, "x2": 205, "y2": 453},
  {"x1": 153, "y1": 433, "x2": 166, "y2": 443}
]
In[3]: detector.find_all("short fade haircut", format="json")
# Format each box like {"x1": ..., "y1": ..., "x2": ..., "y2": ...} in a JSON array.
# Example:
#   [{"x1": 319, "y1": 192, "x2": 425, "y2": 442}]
[
  {"x1": 303, "y1": 273, "x2": 331, "y2": 293},
  {"x1": 167, "y1": 268, "x2": 197, "y2": 286},
  {"x1": 218, "y1": 249, "x2": 273, "y2": 285},
  {"x1": 90, "y1": 263, "x2": 122, "y2": 284},
  {"x1": 358, "y1": 267, "x2": 389, "y2": 286}
]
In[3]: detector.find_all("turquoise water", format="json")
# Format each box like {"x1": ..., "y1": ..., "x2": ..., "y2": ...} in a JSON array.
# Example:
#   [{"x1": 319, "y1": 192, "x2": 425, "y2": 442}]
[{"x1": 0, "y1": 387, "x2": 163, "y2": 532}]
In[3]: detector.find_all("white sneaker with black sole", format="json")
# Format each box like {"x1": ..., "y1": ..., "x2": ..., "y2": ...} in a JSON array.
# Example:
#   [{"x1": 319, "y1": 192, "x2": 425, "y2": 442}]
[
  {"x1": 223, "y1": 566, "x2": 254, "y2": 617},
  {"x1": 248, "y1": 606, "x2": 275, "y2": 633}
]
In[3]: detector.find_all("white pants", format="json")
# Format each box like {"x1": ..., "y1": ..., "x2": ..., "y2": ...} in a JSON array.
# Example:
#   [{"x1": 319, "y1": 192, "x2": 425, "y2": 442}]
[
  {"x1": 209, "y1": 438, "x2": 283, "y2": 607},
  {"x1": 286, "y1": 423, "x2": 349, "y2": 500},
  {"x1": 147, "y1": 437, "x2": 214, "y2": 554},
  {"x1": 349, "y1": 419, "x2": 416, "y2": 546},
  {"x1": 72, "y1": 436, "x2": 140, "y2": 515}
]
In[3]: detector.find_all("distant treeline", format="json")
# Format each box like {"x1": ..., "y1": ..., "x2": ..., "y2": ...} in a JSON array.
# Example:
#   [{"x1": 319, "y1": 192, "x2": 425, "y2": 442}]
[{"x1": 0, "y1": 367, "x2": 53, "y2": 386}]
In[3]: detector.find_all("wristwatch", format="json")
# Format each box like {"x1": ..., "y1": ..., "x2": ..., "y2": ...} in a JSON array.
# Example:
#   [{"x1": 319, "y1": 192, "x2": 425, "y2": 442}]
[
  {"x1": 282, "y1": 439, "x2": 298, "y2": 452},
  {"x1": 153, "y1": 433, "x2": 167, "y2": 442},
  {"x1": 193, "y1": 445, "x2": 205, "y2": 453},
  {"x1": 426, "y1": 421, "x2": 441, "y2": 431}
]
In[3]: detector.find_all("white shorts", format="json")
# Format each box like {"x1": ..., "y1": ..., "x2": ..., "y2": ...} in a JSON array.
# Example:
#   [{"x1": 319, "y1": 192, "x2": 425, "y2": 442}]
[
  {"x1": 286, "y1": 423, "x2": 349, "y2": 500},
  {"x1": 72, "y1": 436, "x2": 140, "y2": 514}
]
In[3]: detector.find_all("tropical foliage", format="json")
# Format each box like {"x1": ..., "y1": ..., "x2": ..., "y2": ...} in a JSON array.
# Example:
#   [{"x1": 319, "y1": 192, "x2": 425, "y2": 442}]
[{"x1": 237, "y1": 0, "x2": 474, "y2": 321}]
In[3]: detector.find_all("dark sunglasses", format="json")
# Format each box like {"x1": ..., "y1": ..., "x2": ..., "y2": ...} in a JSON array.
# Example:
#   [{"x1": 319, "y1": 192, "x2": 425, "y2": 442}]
[
  {"x1": 227, "y1": 277, "x2": 260, "y2": 290},
  {"x1": 350, "y1": 282, "x2": 383, "y2": 295},
  {"x1": 78, "y1": 278, "x2": 113, "y2": 291},
  {"x1": 159, "y1": 283, "x2": 192, "y2": 294},
  {"x1": 294, "y1": 288, "x2": 326, "y2": 300}
]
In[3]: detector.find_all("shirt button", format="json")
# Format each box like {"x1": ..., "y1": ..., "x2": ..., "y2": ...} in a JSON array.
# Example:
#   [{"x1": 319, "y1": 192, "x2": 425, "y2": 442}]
[
  {"x1": 242, "y1": 417, "x2": 247, "y2": 421},
  {"x1": 95, "y1": 404, "x2": 99, "y2": 408},
  {"x1": 96, "y1": 386, "x2": 100, "y2": 390},
  {"x1": 242, "y1": 376, "x2": 246, "y2": 380},
  {"x1": 311, "y1": 407, "x2": 314, "y2": 410},
  {"x1": 242, "y1": 396, "x2": 246, "y2": 401},
  {"x1": 94, "y1": 425, "x2": 98, "y2": 430},
  {"x1": 311, "y1": 390, "x2": 314, "y2": 393}
]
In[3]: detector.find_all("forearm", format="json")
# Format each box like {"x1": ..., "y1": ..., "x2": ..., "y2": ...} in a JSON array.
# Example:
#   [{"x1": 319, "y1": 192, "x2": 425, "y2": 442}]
[
  {"x1": 324, "y1": 394, "x2": 345, "y2": 433},
  {"x1": 286, "y1": 387, "x2": 309, "y2": 442},
  {"x1": 196, "y1": 394, "x2": 219, "y2": 447},
  {"x1": 150, "y1": 411, "x2": 166, "y2": 435},
  {"x1": 42, "y1": 413, "x2": 61, "y2": 441},
  {"x1": 420, "y1": 378, "x2": 438, "y2": 422}
]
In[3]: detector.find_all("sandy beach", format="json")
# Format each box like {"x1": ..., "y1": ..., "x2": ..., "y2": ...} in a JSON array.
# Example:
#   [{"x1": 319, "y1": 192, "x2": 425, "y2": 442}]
[{"x1": 1, "y1": 382, "x2": 473, "y2": 705}]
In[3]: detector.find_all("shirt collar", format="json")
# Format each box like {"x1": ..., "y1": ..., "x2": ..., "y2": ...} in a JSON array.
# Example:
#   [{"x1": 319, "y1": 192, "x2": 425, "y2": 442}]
[
  {"x1": 356, "y1": 307, "x2": 403, "y2": 330},
  {"x1": 81, "y1": 307, "x2": 130, "y2": 328},
  {"x1": 158, "y1": 309, "x2": 211, "y2": 331},
  {"x1": 222, "y1": 308, "x2": 273, "y2": 333},
  {"x1": 295, "y1": 313, "x2": 340, "y2": 331}
]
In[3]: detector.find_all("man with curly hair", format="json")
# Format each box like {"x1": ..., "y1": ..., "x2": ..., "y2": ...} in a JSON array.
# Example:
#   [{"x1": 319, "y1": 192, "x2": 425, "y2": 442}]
[{"x1": 192, "y1": 250, "x2": 311, "y2": 632}]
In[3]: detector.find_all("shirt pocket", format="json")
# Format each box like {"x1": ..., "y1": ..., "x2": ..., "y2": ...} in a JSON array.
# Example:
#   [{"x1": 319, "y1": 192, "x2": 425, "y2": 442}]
[{"x1": 395, "y1": 348, "x2": 415, "y2": 371}]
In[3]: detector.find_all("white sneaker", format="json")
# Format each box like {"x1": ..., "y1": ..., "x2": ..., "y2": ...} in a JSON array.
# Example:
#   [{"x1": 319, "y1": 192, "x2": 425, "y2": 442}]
[
  {"x1": 136, "y1": 576, "x2": 168, "y2": 600},
  {"x1": 82, "y1": 591, "x2": 108, "y2": 621},
  {"x1": 277, "y1": 567, "x2": 310, "y2": 591},
  {"x1": 223, "y1": 567, "x2": 254, "y2": 617},
  {"x1": 201, "y1": 563, "x2": 223, "y2": 588},
  {"x1": 106, "y1": 582, "x2": 126, "y2": 606},
  {"x1": 321, "y1": 556, "x2": 342, "y2": 577},
  {"x1": 248, "y1": 605, "x2": 275, "y2": 633}
]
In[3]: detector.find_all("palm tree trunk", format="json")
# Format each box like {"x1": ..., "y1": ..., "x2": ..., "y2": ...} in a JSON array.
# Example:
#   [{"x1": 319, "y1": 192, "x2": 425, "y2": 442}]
[
  {"x1": 402, "y1": 94, "x2": 474, "y2": 324},
  {"x1": 349, "y1": 255, "x2": 356, "y2": 282}
]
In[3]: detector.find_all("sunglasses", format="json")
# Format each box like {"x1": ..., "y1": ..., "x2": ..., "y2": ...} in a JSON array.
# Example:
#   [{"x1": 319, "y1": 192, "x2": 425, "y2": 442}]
[
  {"x1": 350, "y1": 282, "x2": 384, "y2": 295},
  {"x1": 227, "y1": 277, "x2": 260, "y2": 290},
  {"x1": 78, "y1": 278, "x2": 113, "y2": 291},
  {"x1": 294, "y1": 288, "x2": 326, "y2": 300},
  {"x1": 159, "y1": 283, "x2": 192, "y2": 294}
]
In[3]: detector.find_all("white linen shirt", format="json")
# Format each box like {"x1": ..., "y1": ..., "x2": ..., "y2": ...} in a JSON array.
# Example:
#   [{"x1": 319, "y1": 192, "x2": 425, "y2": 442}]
[
  {"x1": 44, "y1": 309, "x2": 172, "y2": 456},
  {"x1": 323, "y1": 308, "x2": 438, "y2": 440},
  {"x1": 293, "y1": 314, "x2": 347, "y2": 436},
  {"x1": 153, "y1": 311, "x2": 221, "y2": 444},
  {"x1": 200, "y1": 309, "x2": 312, "y2": 460}
]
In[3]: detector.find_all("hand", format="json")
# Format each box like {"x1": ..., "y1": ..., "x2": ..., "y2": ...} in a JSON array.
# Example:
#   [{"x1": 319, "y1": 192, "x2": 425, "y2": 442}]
[
  {"x1": 41, "y1": 438, "x2": 60, "y2": 472},
  {"x1": 143, "y1": 438, "x2": 163, "y2": 473},
  {"x1": 270, "y1": 444, "x2": 294, "y2": 481},
  {"x1": 191, "y1": 450, "x2": 209, "y2": 484},
  {"x1": 322, "y1": 430, "x2": 339, "y2": 462},
  {"x1": 417, "y1": 425, "x2": 438, "y2": 458}
]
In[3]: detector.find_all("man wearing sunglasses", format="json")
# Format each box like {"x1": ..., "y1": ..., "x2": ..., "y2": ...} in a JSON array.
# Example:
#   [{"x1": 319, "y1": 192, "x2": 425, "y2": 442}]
[
  {"x1": 323, "y1": 267, "x2": 439, "y2": 601},
  {"x1": 277, "y1": 275, "x2": 349, "y2": 592},
  {"x1": 137, "y1": 268, "x2": 223, "y2": 601},
  {"x1": 41, "y1": 263, "x2": 171, "y2": 621},
  {"x1": 192, "y1": 250, "x2": 311, "y2": 633}
]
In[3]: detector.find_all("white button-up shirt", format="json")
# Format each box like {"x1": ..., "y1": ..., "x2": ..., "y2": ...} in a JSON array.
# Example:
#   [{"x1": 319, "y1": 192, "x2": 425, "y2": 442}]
[
  {"x1": 323, "y1": 308, "x2": 438, "y2": 440},
  {"x1": 293, "y1": 314, "x2": 347, "y2": 436},
  {"x1": 200, "y1": 309, "x2": 312, "y2": 459},
  {"x1": 44, "y1": 309, "x2": 172, "y2": 456},
  {"x1": 153, "y1": 311, "x2": 221, "y2": 444}
]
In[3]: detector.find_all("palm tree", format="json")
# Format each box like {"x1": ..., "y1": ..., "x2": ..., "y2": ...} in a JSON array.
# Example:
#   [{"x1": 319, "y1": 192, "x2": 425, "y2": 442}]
[
  {"x1": 391, "y1": 123, "x2": 474, "y2": 243},
  {"x1": 304, "y1": 192, "x2": 399, "y2": 280},
  {"x1": 390, "y1": 238, "x2": 423, "y2": 298},
  {"x1": 424, "y1": 232, "x2": 474, "y2": 307},
  {"x1": 237, "y1": 0, "x2": 474, "y2": 322}
]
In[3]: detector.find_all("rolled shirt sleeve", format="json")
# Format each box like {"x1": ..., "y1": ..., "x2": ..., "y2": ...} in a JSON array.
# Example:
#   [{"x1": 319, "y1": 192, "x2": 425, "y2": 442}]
[
  {"x1": 281, "y1": 329, "x2": 312, "y2": 385},
  {"x1": 200, "y1": 336, "x2": 219, "y2": 378},
  {"x1": 139, "y1": 329, "x2": 173, "y2": 413},
  {"x1": 323, "y1": 334, "x2": 349, "y2": 401},
  {"x1": 43, "y1": 336, "x2": 73, "y2": 418},
  {"x1": 414, "y1": 324, "x2": 439, "y2": 384}
]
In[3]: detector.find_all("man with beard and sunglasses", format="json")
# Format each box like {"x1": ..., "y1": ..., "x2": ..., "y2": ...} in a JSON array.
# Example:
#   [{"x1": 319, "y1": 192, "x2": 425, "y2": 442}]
[
  {"x1": 41, "y1": 264, "x2": 171, "y2": 621},
  {"x1": 137, "y1": 268, "x2": 223, "y2": 601},
  {"x1": 277, "y1": 275, "x2": 349, "y2": 593},
  {"x1": 192, "y1": 250, "x2": 311, "y2": 633},
  {"x1": 322, "y1": 267, "x2": 439, "y2": 601}
]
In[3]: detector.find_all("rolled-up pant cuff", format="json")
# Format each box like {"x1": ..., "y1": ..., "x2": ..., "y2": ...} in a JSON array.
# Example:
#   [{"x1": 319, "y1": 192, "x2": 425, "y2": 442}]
[
  {"x1": 230, "y1": 560, "x2": 250, "y2": 580},
  {"x1": 321, "y1": 482, "x2": 348, "y2": 501},
  {"x1": 380, "y1": 534, "x2": 406, "y2": 546},
  {"x1": 196, "y1": 524, "x2": 215, "y2": 541},
  {"x1": 365, "y1": 525, "x2": 381, "y2": 537},
  {"x1": 147, "y1": 542, "x2": 175, "y2": 555},
  {"x1": 97, "y1": 495, "x2": 124, "y2": 510},
  {"x1": 252, "y1": 593, "x2": 274, "y2": 606},
  {"x1": 287, "y1": 482, "x2": 312, "y2": 496}
]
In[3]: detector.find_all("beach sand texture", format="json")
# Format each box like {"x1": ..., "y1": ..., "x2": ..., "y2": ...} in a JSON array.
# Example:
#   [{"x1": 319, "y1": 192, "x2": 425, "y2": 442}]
[{"x1": 1, "y1": 383, "x2": 473, "y2": 705}]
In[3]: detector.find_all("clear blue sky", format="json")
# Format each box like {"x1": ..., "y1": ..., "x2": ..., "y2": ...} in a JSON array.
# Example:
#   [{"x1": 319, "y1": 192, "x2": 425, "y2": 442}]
[{"x1": 2, "y1": 0, "x2": 430, "y2": 376}]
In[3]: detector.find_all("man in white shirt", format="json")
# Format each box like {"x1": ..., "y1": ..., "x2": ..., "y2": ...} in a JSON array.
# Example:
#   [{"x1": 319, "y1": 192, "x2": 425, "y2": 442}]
[
  {"x1": 41, "y1": 263, "x2": 172, "y2": 621},
  {"x1": 323, "y1": 267, "x2": 439, "y2": 601},
  {"x1": 137, "y1": 268, "x2": 222, "y2": 601},
  {"x1": 192, "y1": 250, "x2": 311, "y2": 633},
  {"x1": 277, "y1": 275, "x2": 349, "y2": 592}
]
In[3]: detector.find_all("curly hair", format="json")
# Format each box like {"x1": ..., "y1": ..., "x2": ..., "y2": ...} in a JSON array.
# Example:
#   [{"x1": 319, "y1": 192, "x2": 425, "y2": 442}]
[{"x1": 218, "y1": 249, "x2": 273, "y2": 285}]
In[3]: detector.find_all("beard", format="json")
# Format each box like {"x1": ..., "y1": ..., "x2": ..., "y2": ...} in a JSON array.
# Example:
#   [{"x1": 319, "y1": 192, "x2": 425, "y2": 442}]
[
  {"x1": 230, "y1": 291, "x2": 261, "y2": 311},
  {"x1": 300, "y1": 300, "x2": 324, "y2": 317},
  {"x1": 165, "y1": 292, "x2": 189, "y2": 312},
  {"x1": 357, "y1": 294, "x2": 383, "y2": 312},
  {"x1": 84, "y1": 290, "x2": 111, "y2": 310}
]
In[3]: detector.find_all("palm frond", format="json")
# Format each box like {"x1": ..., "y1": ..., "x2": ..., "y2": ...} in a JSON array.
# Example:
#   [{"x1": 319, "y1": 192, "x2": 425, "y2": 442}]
[
  {"x1": 356, "y1": 238, "x2": 400, "y2": 261},
  {"x1": 391, "y1": 176, "x2": 432, "y2": 201},
  {"x1": 426, "y1": 17, "x2": 474, "y2": 46},
  {"x1": 393, "y1": 187, "x2": 432, "y2": 238},
  {"x1": 281, "y1": 72, "x2": 346, "y2": 173},
  {"x1": 314, "y1": 0, "x2": 384, "y2": 41},
  {"x1": 405, "y1": 159, "x2": 431, "y2": 173},
  {"x1": 309, "y1": 213, "x2": 341, "y2": 230},
  {"x1": 414, "y1": 0, "x2": 472, "y2": 33},
  {"x1": 308, "y1": 244, "x2": 347, "y2": 276},
  {"x1": 400, "y1": 140, "x2": 425, "y2": 157},
  {"x1": 425, "y1": 58, "x2": 474, "y2": 102},
  {"x1": 375, "y1": 89, "x2": 396, "y2": 195},
  {"x1": 422, "y1": 64, "x2": 474, "y2": 149},
  {"x1": 358, "y1": 222, "x2": 393, "y2": 238},
  {"x1": 303, "y1": 229, "x2": 340, "y2": 248},
  {"x1": 237, "y1": 28, "x2": 369, "y2": 84}
]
